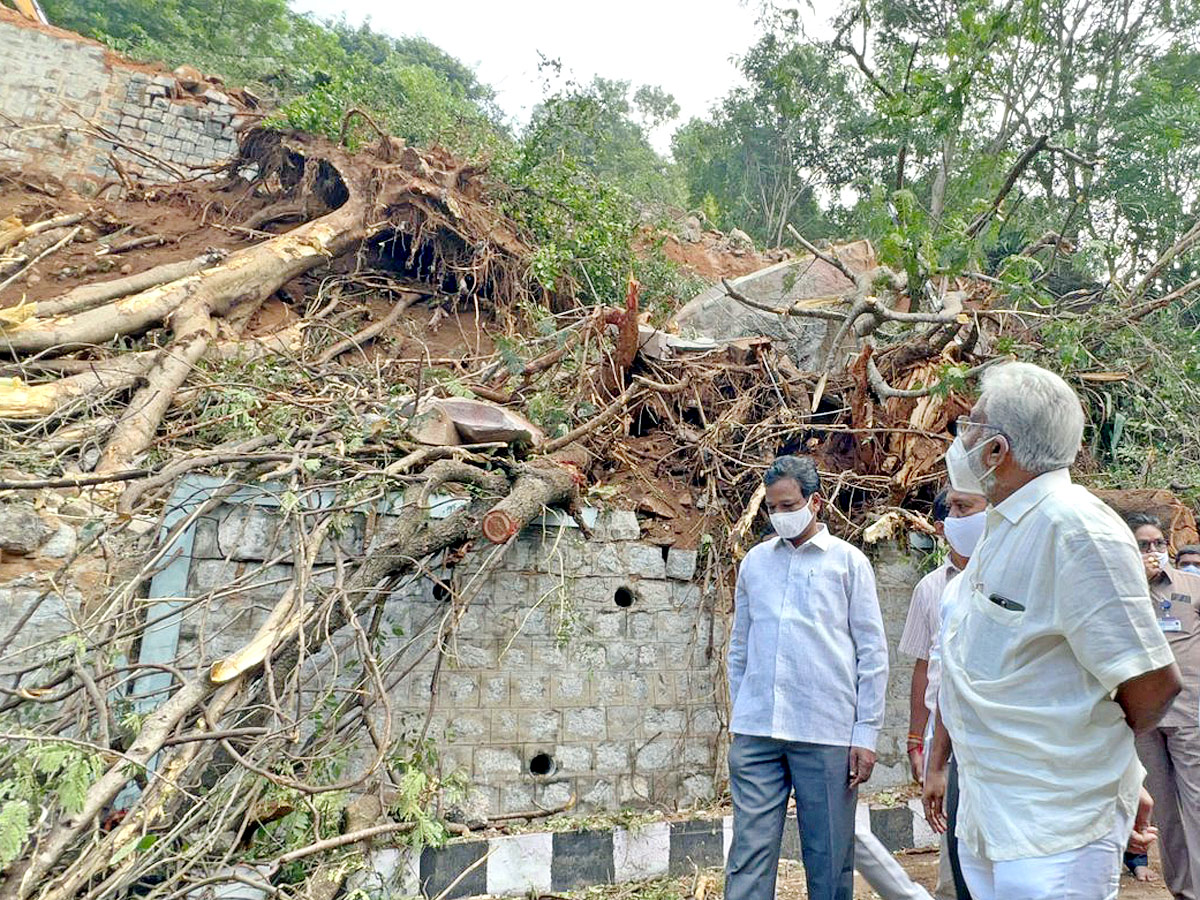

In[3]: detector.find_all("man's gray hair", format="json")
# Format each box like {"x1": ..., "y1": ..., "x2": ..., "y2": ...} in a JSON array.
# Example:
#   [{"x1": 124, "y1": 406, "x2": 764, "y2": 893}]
[
  {"x1": 979, "y1": 362, "x2": 1084, "y2": 474},
  {"x1": 763, "y1": 455, "x2": 821, "y2": 497}
]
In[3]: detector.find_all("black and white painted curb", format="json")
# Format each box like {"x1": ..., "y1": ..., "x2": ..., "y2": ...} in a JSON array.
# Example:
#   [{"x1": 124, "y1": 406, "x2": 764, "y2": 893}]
[{"x1": 350, "y1": 801, "x2": 935, "y2": 898}]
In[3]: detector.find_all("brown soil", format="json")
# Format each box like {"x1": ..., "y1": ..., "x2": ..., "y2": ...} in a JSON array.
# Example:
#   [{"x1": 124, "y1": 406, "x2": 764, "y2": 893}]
[
  {"x1": 656, "y1": 231, "x2": 775, "y2": 280},
  {"x1": 0, "y1": 176, "x2": 270, "y2": 308}
]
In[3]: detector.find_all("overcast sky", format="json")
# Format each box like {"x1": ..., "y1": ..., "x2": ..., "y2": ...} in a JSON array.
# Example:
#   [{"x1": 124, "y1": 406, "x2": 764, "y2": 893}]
[{"x1": 287, "y1": 0, "x2": 815, "y2": 154}]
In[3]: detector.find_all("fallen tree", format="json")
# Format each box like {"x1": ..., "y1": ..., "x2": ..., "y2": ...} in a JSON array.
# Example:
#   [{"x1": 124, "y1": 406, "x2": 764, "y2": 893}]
[{"x1": 1, "y1": 112, "x2": 1197, "y2": 900}]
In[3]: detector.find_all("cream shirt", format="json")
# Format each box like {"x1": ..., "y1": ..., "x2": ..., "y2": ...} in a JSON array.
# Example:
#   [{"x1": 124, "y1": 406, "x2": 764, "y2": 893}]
[{"x1": 940, "y1": 469, "x2": 1174, "y2": 861}]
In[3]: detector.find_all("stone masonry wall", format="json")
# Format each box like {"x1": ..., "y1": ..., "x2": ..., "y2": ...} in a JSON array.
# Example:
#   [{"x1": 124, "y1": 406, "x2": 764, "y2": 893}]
[
  {"x1": 0, "y1": 11, "x2": 241, "y2": 190},
  {"x1": 0, "y1": 487, "x2": 926, "y2": 814},
  {"x1": 182, "y1": 499, "x2": 725, "y2": 818}
]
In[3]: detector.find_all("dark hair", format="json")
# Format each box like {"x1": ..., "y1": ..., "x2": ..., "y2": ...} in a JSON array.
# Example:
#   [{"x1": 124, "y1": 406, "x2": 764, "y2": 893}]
[
  {"x1": 763, "y1": 455, "x2": 821, "y2": 497},
  {"x1": 1177, "y1": 544, "x2": 1200, "y2": 559},
  {"x1": 932, "y1": 487, "x2": 951, "y2": 523},
  {"x1": 1125, "y1": 512, "x2": 1163, "y2": 534}
]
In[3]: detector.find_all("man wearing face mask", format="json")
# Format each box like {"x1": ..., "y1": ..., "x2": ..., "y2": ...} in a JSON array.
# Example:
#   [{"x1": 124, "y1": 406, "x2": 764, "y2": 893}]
[
  {"x1": 1124, "y1": 513, "x2": 1200, "y2": 900},
  {"x1": 726, "y1": 455, "x2": 889, "y2": 900},
  {"x1": 921, "y1": 361, "x2": 1182, "y2": 900},
  {"x1": 1178, "y1": 545, "x2": 1200, "y2": 574},
  {"x1": 899, "y1": 486, "x2": 987, "y2": 900}
]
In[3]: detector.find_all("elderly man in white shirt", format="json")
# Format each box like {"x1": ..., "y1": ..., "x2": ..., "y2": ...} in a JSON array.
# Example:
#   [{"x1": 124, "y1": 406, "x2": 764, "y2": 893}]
[
  {"x1": 726, "y1": 455, "x2": 889, "y2": 900},
  {"x1": 922, "y1": 361, "x2": 1182, "y2": 900}
]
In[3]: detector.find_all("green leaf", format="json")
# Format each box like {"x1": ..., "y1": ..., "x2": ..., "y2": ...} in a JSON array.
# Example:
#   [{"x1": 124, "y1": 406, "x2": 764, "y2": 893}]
[{"x1": 0, "y1": 800, "x2": 30, "y2": 867}]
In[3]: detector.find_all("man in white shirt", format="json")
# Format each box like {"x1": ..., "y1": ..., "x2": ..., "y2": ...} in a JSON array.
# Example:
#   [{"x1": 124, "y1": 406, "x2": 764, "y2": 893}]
[
  {"x1": 899, "y1": 486, "x2": 986, "y2": 900},
  {"x1": 922, "y1": 361, "x2": 1182, "y2": 900},
  {"x1": 726, "y1": 455, "x2": 889, "y2": 900}
]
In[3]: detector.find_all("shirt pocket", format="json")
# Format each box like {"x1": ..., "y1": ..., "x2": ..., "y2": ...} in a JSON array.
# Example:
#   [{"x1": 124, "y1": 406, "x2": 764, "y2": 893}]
[{"x1": 961, "y1": 587, "x2": 1026, "y2": 680}]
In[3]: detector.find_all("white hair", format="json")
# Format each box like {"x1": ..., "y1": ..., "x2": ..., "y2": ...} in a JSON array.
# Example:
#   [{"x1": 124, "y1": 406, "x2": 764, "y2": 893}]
[{"x1": 979, "y1": 362, "x2": 1084, "y2": 473}]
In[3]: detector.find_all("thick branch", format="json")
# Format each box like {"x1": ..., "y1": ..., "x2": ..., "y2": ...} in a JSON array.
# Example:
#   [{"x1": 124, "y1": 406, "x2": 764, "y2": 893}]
[{"x1": 34, "y1": 250, "x2": 228, "y2": 318}]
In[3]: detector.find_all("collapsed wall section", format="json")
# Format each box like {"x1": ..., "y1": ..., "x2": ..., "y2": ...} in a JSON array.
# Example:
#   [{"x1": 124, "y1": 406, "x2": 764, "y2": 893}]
[{"x1": 0, "y1": 10, "x2": 241, "y2": 190}]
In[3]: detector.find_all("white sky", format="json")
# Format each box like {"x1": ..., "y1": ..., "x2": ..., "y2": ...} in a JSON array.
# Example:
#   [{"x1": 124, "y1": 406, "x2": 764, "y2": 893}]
[{"x1": 287, "y1": 0, "x2": 803, "y2": 154}]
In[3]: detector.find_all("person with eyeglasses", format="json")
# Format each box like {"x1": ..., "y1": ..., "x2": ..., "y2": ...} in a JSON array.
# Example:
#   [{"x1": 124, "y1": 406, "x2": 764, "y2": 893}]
[
  {"x1": 1123, "y1": 512, "x2": 1200, "y2": 900},
  {"x1": 920, "y1": 361, "x2": 1181, "y2": 900}
]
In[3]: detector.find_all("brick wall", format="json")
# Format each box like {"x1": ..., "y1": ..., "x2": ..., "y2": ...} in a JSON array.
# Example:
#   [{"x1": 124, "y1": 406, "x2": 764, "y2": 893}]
[{"x1": 0, "y1": 11, "x2": 241, "y2": 190}]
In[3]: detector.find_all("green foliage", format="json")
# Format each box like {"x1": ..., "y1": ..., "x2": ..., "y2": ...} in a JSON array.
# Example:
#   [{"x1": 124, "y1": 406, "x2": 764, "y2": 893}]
[
  {"x1": 0, "y1": 739, "x2": 104, "y2": 865},
  {"x1": 0, "y1": 800, "x2": 30, "y2": 868}
]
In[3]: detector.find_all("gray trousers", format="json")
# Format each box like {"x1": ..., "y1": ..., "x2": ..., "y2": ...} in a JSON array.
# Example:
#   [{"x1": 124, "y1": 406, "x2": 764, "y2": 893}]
[
  {"x1": 1137, "y1": 724, "x2": 1200, "y2": 900},
  {"x1": 726, "y1": 734, "x2": 856, "y2": 900}
]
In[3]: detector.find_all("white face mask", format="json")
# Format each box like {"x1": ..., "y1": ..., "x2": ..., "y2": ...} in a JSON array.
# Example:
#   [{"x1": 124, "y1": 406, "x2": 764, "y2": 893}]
[
  {"x1": 945, "y1": 433, "x2": 1000, "y2": 496},
  {"x1": 1156, "y1": 551, "x2": 1171, "y2": 571},
  {"x1": 1181, "y1": 565, "x2": 1200, "y2": 575},
  {"x1": 770, "y1": 501, "x2": 814, "y2": 540},
  {"x1": 942, "y1": 509, "x2": 987, "y2": 558}
]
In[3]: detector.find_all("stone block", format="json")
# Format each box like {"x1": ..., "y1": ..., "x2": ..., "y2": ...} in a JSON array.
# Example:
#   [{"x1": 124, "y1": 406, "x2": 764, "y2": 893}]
[
  {"x1": 499, "y1": 782, "x2": 534, "y2": 814},
  {"x1": 491, "y1": 709, "x2": 518, "y2": 738},
  {"x1": 681, "y1": 739, "x2": 715, "y2": 767},
  {"x1": 188, "y1": 558, "x2": 240, "y2": 595},
  {"x1": 589, "y1": 672, "x2": 622, "y2": 704},
  {"x1": 420, "y1": 840, "x2": 487, "y2": 899},
  {"x1": 629, "y1": 612, "x2": 655, "y2": 639},
  {"x1": 681, "y1": 773, "x2": 715, "y2": 803},
  {"x1": 482, "y1": 674, "x2": 508, "y2": 704},
  {"x1": 870, "y1": 805, "x2": 914, "y2": 852},
  {"x1": 587, "y1": 542, "x2": 623, "y2": 575},
  {"x1": 572, "y1": 643, "x2": 606, "y2": 669},
  {"x1": 626, "y1": 673, "x2": 650, "y2": 701},
  {"x1": 590, "y1": 611, "x2": 624, "y2": 639},
  {"x1": 450, "y1": 641, "x2": 494, "y2": 668},
  {"x1": 537, "y1": 780, "x2": 574, "y2": 809},
  {"x1": 531, "y1": 641, "x2": 566, "y2": 667},
  {"x1": 643, "y1": 707, "x2": 686, "y2": 734},
  {"x1": 637, "y1": 644, "x2": 661, "y2": 668},
  {"x1": 605, "y1": 643, "x2": 637, "y2": 669},
  {"x1": 619, "y1": 774, "x2": 651, "y2": 805},
  {"x1": 672, "y1": 582, "x2": 703, "y2": 606},
  {"x1": 597, "y1": 510, "x2": 640, "y2": 541},
  {"x1": 594, "y1": 742, "x2": 630, "y2": 774},
  {"x1": 580, "y1": 778, "x2": 616, "y2": 808},
  {"x1": 474, "y1": 747, "x2": 521, "y2": 777},
  {"x1": 636, "y1": 738, "x2": 674, "y2": 772},
  {"x1": 487, "y1": 832, "x2": 552, "y2": 896},
  {"x1": 442, "y1": 673, "x2": 478, "y2": 706},
  {"x1": 625, "y1": 543, "x2": 667, "y2": 578},
  {"x1": 514, "y1": 674, "x2": 548, "y2": 703},
  {"x1": 634, "y1": 578, "x2": 672, "y2": 610},
  {"x1": 553, "y1": 743, "x2": 593, "y2": 774},
  {"x1": 518, "y1": 709, "x2": 560, "y2": 742},
  {"x1": 668, "y1": 819, "x2": 724, "y2": 874},
  {"x1": 614, "y1": 821, "x2": 670, "y2": 881},
  {"x1": 551, "y1": 672, "x2": 588, "y2": 706},
  {"x1": 564, "y1": 707, "x2": 606, "y2": 739},
  {"x1": 445, "y1": 712, "x2": 488, "y2": 741},
  {"x1": 690, "y1": 707, "x2": 722, "y2": 735},
  {"x1": 550, "y1": 830, "x2": 614, "y2": 891}
]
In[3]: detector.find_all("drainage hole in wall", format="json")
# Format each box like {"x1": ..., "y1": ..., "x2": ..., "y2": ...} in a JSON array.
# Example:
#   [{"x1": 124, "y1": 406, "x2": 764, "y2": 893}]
[
  {"x1": 614, "y1": 586, "x2": 635, "y2": 608},
  {"x1": 529, "y1": 753, "x2": 555, "y2": 776},
  {"x1": 432, "y1": 582, "x2": 452, "y2": 603}
]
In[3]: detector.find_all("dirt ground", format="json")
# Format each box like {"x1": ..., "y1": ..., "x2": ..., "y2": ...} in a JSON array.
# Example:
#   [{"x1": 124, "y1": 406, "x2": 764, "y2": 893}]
[{"x1": 571, "y1": 853, "x2": 1172, "y2": 900}]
